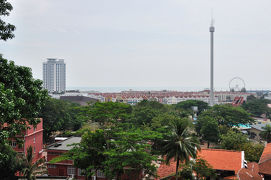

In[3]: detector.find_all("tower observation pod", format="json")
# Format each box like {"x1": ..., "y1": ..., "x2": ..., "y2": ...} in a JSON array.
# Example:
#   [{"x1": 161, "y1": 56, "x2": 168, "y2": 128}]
[{"x1": 209, "y1": 23, "x2": 215, "y2": 106}]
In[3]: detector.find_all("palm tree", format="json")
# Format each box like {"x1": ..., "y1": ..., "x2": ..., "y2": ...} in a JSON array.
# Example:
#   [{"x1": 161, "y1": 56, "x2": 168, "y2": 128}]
[
  {"x1": 21, "y1": 146, "x2": 47, "y2": 180},
  {"x1": 162, "y1": 118, "x2": 200, "y2": 180},
  {"x1": 260, "y1": 124, "x2": 271, "y2": 143}
]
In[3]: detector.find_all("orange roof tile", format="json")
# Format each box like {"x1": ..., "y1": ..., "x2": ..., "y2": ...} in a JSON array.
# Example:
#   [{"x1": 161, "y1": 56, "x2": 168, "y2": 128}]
[
  {"x1": 156, "y1": 149, "x2": 243, "y2": 179},
  {"x1": 156, "y1": 160, "x2": 177, "y2": 179},
  {"x1": 198, "y1": 149, "x2": 243, "y2": 174},
  {"x1": 259, "y1": 143, "x2": 271, "y2": 175},
  {"x1": 237, "y1": 162, "x2": 262, "y2": 180},
  {"x1": 259, "y1": 143, "x2": 271, "y2": 163}
]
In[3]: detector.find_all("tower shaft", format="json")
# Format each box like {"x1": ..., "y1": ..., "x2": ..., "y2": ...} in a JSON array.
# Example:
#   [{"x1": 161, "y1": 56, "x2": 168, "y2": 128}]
[{"x1": 210, "y1": 25, "x2": 215, "y2": 106}]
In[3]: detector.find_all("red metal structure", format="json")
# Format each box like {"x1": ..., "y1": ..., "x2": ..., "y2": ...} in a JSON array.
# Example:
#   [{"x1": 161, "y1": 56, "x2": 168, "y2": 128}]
[{"x1": 232, "y1": 96, "x2": 244, "y2": 106}]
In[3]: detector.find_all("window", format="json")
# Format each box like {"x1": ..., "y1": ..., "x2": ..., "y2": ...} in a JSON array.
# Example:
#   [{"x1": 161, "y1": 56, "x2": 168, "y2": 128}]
[
  {"x1": 33, "y1": 137, "x2": 35, "y2": 143},
  {"x1": 78, "y1": 168, "x2": 85, "y2": 176},
  {"x1": 67, "y1": 166, "x2": 76, "y2": 175},
  {"x1": 48, "y1": 164, "x2": 56, "y2": 168},
  {"x1": 11, "y1": 141, "x2": 17, "y2": 148},
  {"x1": 97, "y1": 170, "x2": 105, "y2": 177}
]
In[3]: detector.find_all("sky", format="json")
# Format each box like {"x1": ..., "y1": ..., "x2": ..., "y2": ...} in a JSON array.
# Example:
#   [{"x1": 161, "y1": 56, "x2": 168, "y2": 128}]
[{"x1": 1, "y1": 0, "x2": 271, "y2": 91}]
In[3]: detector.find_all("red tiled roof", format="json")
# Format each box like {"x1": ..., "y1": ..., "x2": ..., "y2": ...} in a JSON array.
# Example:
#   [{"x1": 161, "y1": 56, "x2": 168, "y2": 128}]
[
  {"x1": 156, "y1": 149, "x2": 243, "y2": 179},
  {"x1": 259, "y1": 143, "x2": 271, "y2": 163},
  {"x1": 259, "y1": 143, "x2": 271, "y2": 175},
  {"x1": 156, "y1": 160, "x2": 177, "y2": 179},
  {"x1": 197, "y1": 149, "x2": 243, "y2": 174},
  {"x1": 237, "y1": 162, "x2": 262, "y2": 180}
]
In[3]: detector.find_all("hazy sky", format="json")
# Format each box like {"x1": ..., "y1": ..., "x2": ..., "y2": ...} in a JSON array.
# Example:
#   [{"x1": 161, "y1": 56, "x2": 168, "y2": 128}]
[{"x1": 1, "y1": 0, "x2": 271, "y2": 90}]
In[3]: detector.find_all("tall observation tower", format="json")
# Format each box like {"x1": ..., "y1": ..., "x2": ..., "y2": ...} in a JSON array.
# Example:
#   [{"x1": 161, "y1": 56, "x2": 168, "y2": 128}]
[{"x1": 209, "y1": 21, "x2": 215, "y2": 106}]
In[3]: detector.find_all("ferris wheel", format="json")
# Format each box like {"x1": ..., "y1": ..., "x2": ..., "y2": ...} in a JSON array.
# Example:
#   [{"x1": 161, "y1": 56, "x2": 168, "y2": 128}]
[{"x1": 229, "y1": 77, "x2": 246, "y2": 92}]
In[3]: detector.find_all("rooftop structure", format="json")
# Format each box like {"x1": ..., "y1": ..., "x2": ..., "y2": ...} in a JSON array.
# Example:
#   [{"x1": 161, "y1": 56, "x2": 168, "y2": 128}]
[{"x1": 48, "y1": 137, "x2": 81, "y2": 151}]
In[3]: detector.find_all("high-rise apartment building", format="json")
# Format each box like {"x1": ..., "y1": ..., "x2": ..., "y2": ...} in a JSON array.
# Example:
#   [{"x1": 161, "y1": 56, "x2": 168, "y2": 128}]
[{"x1": 43, "y1": 58, "x2": 66, "y2": 93}]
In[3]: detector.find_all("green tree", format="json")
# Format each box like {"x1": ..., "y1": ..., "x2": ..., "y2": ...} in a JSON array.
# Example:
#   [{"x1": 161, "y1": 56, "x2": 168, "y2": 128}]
[
  {"x1": 132, "y1": 100, "x2": 166, "y2": 126},
  {"x1": 192, "y1": 158, "x2": 216, "y2": 180},
  {"x1": 179, "y1": 165, "x2": 193, "y2": 180},
  {"x1": 71, "y1": 129, "x2": 106, "y2": 179},
  {"x1": 103, "y1": 128, "x2": 158, "y2": 179},
  {"x1": 0, "y1": 0, "x2": 16, "y2": 41},
  {"x1": 90, "y1": 102, "x2": 132, "y2": 126},
  {"x1": 0, "y1": 143, "x2": 23, "y2": 180},
  {"x1": 200, "y1": 116, "x2": 220, "y2": 148},
  {"x1": 39, "y1": 98, "x2": 82, "y2": 142},
  {"x1": 51, "y1": 127, "x2": 158, "y2": 180},
  {"x1": 199, "y1": 104, "x2": 254, "y2": 128},
  {"x1": 241, "y1": 143, "x2": 264, "y2": 162},
  {"x1": 242, "y1": 97, "x2": 271, "y2": 117},
  {"x1": 220, "y1": 130, "x2": 249, "y2": 150},
  {"x1": 21, "y1": 146, "x2": 47, "y2": 180},
  {"x1": 151, "y1": 112, "x2": 188, "y2": 130},
  {"x1": 0, "y1": 55, "x2": 48, "y2": 143},
  {"x1": 260, "y1": 124, "x2": 271, "y2": 143},
  {"x1": 161, "y1": 118, "x2": 200, "y2": 180},
  {"x1": 175, "y1": 100, "x2": 209, "y2": 115}
]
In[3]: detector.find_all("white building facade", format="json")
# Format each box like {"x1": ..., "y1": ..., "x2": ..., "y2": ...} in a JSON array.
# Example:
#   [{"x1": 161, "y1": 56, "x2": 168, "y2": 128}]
[{"x1": 43, "y1": 58, "x2": 66, "y2": 93}]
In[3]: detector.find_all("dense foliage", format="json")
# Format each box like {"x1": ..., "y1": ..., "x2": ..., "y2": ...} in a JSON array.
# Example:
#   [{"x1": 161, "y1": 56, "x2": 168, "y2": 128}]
[
  {"x1": 242, "y1": 96, "x2": 271, "y2": 117},
  {"x1": 48, "y1": 99, "x2": 269, "y2": 179},
  {"x1": 0, "y1": 55, "x2": 48, "y2": 143},
  {"x1": 0, "y1": 143, "x2": 23, "y2": 180},
  {"x1": 199, "y1": 104, "x2": 254, "y2": 128},
  {"x1": 0, "y1": 0, "x2": 16, "y2": 40},
  {"x1": 175, "y1": 100, "x2": 209, "y2": 115},
  {"x1": 260, "y1": 124, "x2": 271, "y2": 143},
  {"x1": 21, "y1": 146, "x2": 47, "y2": 180},
  {"x1": 39, "y1": 98, "x2": 83, "y2": 142}
]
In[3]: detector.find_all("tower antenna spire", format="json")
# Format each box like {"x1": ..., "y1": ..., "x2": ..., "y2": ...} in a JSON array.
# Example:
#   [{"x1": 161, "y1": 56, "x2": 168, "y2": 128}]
[{"x1": 211, "y1": 9, "x2": 215, "y2": 26}]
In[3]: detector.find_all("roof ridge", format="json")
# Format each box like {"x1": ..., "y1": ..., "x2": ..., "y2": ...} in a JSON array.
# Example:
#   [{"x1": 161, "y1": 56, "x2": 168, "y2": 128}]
[{"x1": 201, "y1": 148, "x2": 242, "y2": 153}]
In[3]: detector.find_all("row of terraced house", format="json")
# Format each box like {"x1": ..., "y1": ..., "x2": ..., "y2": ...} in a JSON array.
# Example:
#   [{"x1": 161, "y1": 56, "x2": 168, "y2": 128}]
[{"x1": 88, "y1": 90, "x2": 252, "y2": 105}]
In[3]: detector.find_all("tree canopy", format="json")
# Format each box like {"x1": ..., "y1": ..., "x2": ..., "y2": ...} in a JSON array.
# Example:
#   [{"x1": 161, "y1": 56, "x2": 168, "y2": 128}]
[
  {"x1": 39, "y1": 98, "x2": 83, "y2": 142},
  {"x1": 160, "y1": 118, "x2": 200, "y2": 180},
  {"x1": 132, "y1": 100, "x2": 167, "y2": 126},
  {"x1": 220, "y1": 130, "x2": 249, "y2": 150},
  {"x1": 200, "y1": 116, "x2": 220, "y2": 148},
  {"x1": 242, "y1": 97, "x2": 271, "y2": 117},
  {"x1": 175, "y1": 100, "x2": 209, "y2": 115},
  {"x1": 0, "y1": 55, "x2": 48, "y2": 143},
  {"x1": 51, "y1": 127, "x2": 159, "y2": 179},
  {"x1": 260, "y1": 124, "x2": 271, "y2": 143},
  {"x1": 0, "y1": 143, "x2": 23, "y2": 180},
  {"x1": 0, "y1": 0, "x2": 16, "y2": 40},
  {"x1": 90, "y1": 102, "x2": 132, "y2": 126},
  {"x1": 199, "y1": 104, "x2": 254, "y2": 128}
]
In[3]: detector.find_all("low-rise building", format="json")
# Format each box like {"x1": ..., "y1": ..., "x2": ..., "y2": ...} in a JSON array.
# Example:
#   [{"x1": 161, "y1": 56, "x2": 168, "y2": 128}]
[
  {"x1": 46, "y1": 137, "x2": 88, "y2": 179},
  {"x1": 11, "y1": 118, "x2": 44, "y2": 163},
  {"x1": 246, "y1": 122, "x2": 271, "y2": 141}
]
